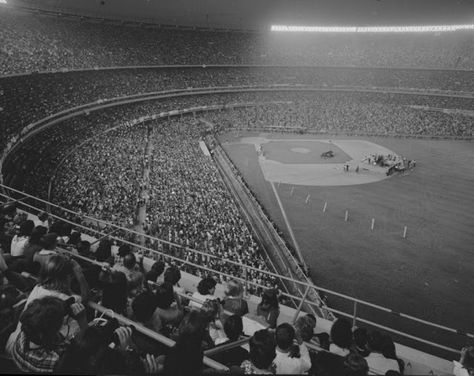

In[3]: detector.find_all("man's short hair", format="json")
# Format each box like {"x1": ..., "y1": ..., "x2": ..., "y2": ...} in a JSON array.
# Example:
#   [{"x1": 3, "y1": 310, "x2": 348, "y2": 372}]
[
  {"x1": 123, "y1": 253, "x2": 136, "y2": 269},
  {"x1": 164, "y1": 266, "x2": 181, "y2": 285},
  {"x1": 275, "y1": 323, "x2": 295, "y2": 350},
  {"x1": 224, "y1": 315, "x2": 243, "y2": 341}
]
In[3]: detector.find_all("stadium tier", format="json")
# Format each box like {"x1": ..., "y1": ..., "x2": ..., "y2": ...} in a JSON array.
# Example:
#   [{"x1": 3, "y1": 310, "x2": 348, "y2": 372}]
[{"x1": 1, "y1": 2, "x2": 474, "y2": 376}]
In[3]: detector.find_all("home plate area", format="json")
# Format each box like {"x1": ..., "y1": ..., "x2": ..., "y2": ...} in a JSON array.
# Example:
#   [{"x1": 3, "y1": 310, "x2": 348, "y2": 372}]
[{"x1": 242, "y1": 137, "x2": 398, "y2": 186}]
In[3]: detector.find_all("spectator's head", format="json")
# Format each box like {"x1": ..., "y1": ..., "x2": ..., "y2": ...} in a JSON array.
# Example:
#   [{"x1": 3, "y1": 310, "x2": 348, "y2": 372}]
[
  {"x1": 117, "y1": 244, "x2": 132, "y2": 257},
  {"x1": 95, "y1": 239, "x2": 112, "y2": 262},
  {"x1": 39, "y1": 254, "x2": 73, "y2": 294},
  {"x1": 367, "y1": 330, "x2": 385, "y2": 353},
  {"x1": 38, "y1": 211, "x2": 49, "y2": 222},
  {"x1": 77, "y1": 240, "x2": 91, "y2": 256},
  {"x1": 19, "y1": 220, "x2": 34, "y2": 237},
  {"x1": 306, "y1": 313, "x2": 317, "y2": 326},
  {"x1": 102, "y1": 271, "x2": 128, "y2": 313},
  {"x1": 259, "y1": 288, "x2": 279, "y2": 310},
  {"x1": 353, "y1": 327, "x2": 368, "y2": 350},
  {"x1": 197, "y1": 276, "x2": 216, "y2": 296},
  {"x1": 177, "y1": 310, "x2": 207, "y2": 343},
  {"x1": 123, "y1": 253, "x2": 136, "y2": 270},
  {"x1": 223, "y1": 315, "x2": 243, "y2": 341},
  {"x1": 344, "y1": 353, "x2": 369, "y2": 376},
  {"x1": 29, "y1": 226, "x2": 47, "y2": 246},
  {"x1": 132, "y1": 291, "x2": 158, "y2": 324},
  {"x1": 155, "y1": 282, "x2": 174, "y2": 309},
  {"x1": 385, "y1": 371, "x2": 401, "y2": 376},
  {"x1": 200, "y1": 298, "x2": 220, "y2": 323},
  {"x1": 149, "y1": 261, "x2": 165, "y2": 278},
  {"x1": 20, "y1": 296, "x2": 66, "y2": 350},
  {"x1": 49, "y1": 221, "x2": 62, "y2": 235},
  {"x1": 460, "y1": 347, "x2": 474, "y2": 375},
  {"x1": 248, "y1": 329, "x2": 276, "y2": 371},
  {"x1": 60, "y1": 223, "x2": 73, "y2": 238},
  {"x1": 55, "y1": 324, "x2": 111, "y2": 374},
  {"x1": 41, "y1": 232, "x2": 58, "y2": 250},
  {"x1": 68, "y1": 231, "x2": 81, "y2": 245},
  {"x1": 330, "y1": 318, "x2": 353, "y2": 349},
  {"x1": 295, "y1": 315, "x2": 315, "y2": 342},
  {"x1": 164, "y1": 265, "x2": 181, "y2": 285},
  {"x1": 224, "y1": 279, "x2": 244, "y2": 298},
  {"x1": 276, "y1": 323, "x2": 295, "y2": 351},
  {"x1": 381, "y1": 334, "x2": 397, "y2": 359}
]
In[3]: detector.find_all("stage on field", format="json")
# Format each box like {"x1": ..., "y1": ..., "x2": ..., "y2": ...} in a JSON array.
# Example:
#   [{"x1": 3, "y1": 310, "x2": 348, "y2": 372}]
[{"x1": 237, "y1": 136, "x2": 395, "y2": 186}]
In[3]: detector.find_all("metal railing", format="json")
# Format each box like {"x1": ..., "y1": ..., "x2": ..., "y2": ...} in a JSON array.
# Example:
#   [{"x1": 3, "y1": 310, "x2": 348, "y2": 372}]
[{"x1": 0, "y1": 185, "x2": 472, "y2": 358}]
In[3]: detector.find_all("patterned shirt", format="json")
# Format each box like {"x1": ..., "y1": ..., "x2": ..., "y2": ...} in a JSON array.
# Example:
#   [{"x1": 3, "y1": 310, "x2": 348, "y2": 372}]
[{"x1": 11, "y1": 330, "x2": 67, "y2": 373}]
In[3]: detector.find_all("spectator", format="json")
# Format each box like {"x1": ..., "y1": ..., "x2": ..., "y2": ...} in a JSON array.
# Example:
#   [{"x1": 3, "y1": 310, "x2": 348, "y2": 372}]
[
  {"x1": 100, "y1": 270, "x2": 129, "y2": 315},
  {"x1": 210, "y1": 315, "x2": 249, "y2": 367},
  {"x1": 33, "y1": 232, "x2": 59, "y2": 270},
  {"x1": 273, "y1": 322, "x2": 311, "y2": 374},
  {"x1": 22, "y1": 226, "x2": 47, "y2": 264},
  {"x1": 162, "y1": 310, "x2": 207, "y2": 376},
  {"x1": 190, "y1": 276, "x2": 218, "y2": 309},
  {"x1": 240, "y1": 329, "x2": 277, "y2": 374},
  {"x1": 112, "y1": 252, "x2": 144, "y2": 296},
  {"x1": 9, "y1": 296, "x2": 79, "y2": 373},
  {"x1": 329, "y1": 318, "x2": 353, "y2": 357},
  {"x1": 34, "y1": 212, "x2": 49, "y2": 229},
  {"x1": 294, "y1": 314, "x2": 316, "y2": 342},
  {"x1": 9, "y1": 219, "x2": 34, "y2": 258},
  {"x1": 144, "y1": 260, "x2": 165, "y2": 287},
  {"x1": 94, "y1": 239, "x2": 113, "y2": 264},
  {"x1": 344, "y1": 353, "x2": 369, "y2": 376},
  {"x1": 163, "y1": 264, "x2": 187, "y2": 306},
  {"x1": 365, "y1": 331, "x2": 400, "y2": 375},
  {"x1": 381, "y1": 334, "x2": 404, "y2": 374},
  {"x1": 154, "y1": 281, "x2": 183, "y2": 333},
  {"x1": 256, "y1": 288, "x2": 280, "y2": 329},
  {"x1": 222, "y1": 279, "x2": 249, "y2": 318},
  {"x1": 352, "y1": 327, "x2": 370, "y2": 357},
  {"x1": 453, "y1": 346, "x2": 474, "y2": 376},
  {"x1": 200, "y1": 298, "x2": 226, "y2": 346}
]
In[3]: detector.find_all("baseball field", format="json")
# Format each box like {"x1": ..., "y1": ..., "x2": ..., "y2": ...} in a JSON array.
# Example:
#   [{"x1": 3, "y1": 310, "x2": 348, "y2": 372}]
[{"x1": 219, "y1": 131, "x2": 474, "y2": 357}]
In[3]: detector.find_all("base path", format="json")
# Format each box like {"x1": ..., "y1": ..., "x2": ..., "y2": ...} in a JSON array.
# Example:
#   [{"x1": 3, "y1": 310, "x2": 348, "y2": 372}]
[{"x1": 240, "y1": 137, "x2": 398, "y2": 186}]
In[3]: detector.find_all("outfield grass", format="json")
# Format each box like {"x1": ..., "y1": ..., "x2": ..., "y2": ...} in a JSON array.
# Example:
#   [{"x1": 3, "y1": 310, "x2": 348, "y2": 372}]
[{"x1": 220, "y1": 131, "x2": 474, "y2": 357}]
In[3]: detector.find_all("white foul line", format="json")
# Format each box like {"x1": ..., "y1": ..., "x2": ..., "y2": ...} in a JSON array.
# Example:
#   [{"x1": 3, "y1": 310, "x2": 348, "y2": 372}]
[{"x1": 270, "y1": 181, "x2": 305, "y2": 265}]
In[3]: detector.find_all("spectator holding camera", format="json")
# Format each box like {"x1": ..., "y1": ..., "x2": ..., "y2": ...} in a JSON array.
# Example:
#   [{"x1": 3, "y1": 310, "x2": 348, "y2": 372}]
[{"x1": 9, "y1": 296, "x2": 83, "y2": 373}]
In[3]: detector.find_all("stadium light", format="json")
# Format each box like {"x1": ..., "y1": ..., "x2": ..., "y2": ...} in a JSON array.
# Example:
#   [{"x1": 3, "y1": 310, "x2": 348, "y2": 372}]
[
  {"x1": 271, "y1": 24, "x2": 474, "y2": 33},
  {"x1": 0, "y1": 0, "x2": 7, "y2": 4}
]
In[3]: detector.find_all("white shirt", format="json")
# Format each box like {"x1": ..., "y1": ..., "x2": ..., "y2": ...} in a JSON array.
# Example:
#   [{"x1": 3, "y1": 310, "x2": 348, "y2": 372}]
[
  {"x1": 189, "y1": 292, "x2": 218, "y2": 309},
  {"x1": 330, "y1": 343, "x2": 350, "y2": 357},
  {"x1": 10, "y1": 236, "x2": 28, "y2": 257},
  {"x1": 365, "y1": 352, "x2": 400, "y2": 375},
  {"x1": 273, "y1": 343, "x2": 311, "y2": 374},
  {"x1": 453, "y1": 360, "x2": 470, "y2": 376}
]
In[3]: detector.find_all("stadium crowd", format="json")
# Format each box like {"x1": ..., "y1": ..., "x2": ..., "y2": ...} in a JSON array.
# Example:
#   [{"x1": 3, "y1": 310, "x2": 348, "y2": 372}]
[
  {"x1": 5, "y1": 91, "x2": 470, "y2": 294},
  {"x1": 1, "y1": 6, "x2": 473, "y2": 75},
  {"x1": 0, "y1": 6, "x2": 473, "y2": 375},
  {"x1": 2, "y1": 207, "x2": 471, "y2": 375},
  {"x1": 144, "y1": 118, "x2": 277, "y2": 294}
]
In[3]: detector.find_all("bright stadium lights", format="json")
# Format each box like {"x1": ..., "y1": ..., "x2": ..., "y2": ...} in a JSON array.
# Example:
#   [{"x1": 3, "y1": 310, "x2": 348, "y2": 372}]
[
  {"x1": 0, "y1": 0, "x2": 7, "y2": 4},
  {"x1": 270, "y1": 24, "x2": 474, "y2": 33}
]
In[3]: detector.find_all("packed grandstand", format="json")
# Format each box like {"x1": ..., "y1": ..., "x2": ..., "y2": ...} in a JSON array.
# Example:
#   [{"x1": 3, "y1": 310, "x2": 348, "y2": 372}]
[{"x1": 0, "y1": 2, "x2": 473, "y2": 375}]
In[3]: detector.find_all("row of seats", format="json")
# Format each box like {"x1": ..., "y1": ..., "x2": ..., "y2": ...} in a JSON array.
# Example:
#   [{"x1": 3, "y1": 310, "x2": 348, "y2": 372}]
[{"x1": 4, "y1": 207, "x2": 472, "y2": 375}]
